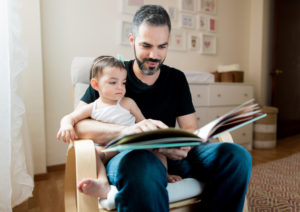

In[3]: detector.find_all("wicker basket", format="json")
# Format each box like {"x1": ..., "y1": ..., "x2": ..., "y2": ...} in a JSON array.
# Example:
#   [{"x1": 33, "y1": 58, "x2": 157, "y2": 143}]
[
  {"x1": 211, "y1": 71, "x2": 244, "y2": 82},
  {"x1": 253, "y1": 106, "x2": 279, "y2": 149}
]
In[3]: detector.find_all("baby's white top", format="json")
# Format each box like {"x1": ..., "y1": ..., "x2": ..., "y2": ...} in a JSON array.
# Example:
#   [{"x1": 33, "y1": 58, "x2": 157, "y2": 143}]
[{"x1": 91, "y1": 98, "x2": 136, "y2": 126}]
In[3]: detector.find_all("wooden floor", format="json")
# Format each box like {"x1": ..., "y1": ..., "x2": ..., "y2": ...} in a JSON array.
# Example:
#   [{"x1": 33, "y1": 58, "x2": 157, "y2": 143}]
[
  {"x1": 13, "y1": 134, "x2": 300, "y2": 212},
  {"x1": 250, "y1": 134, "x2": 300, "y2": 166}
]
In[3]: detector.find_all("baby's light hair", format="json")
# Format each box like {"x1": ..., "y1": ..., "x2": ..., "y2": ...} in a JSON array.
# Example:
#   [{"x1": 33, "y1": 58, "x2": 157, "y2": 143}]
[{"x1": 90, "y1": 56, "x2": 125, "y2": 80}]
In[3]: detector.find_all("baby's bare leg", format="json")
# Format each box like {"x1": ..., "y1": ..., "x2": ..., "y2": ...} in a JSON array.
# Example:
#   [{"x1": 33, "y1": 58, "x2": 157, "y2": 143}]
[
  {"x1": 153, "y1": 151, "x2": 182, "y2": 183},
  {"x1": 77, "y1": 146, "x2": 112, "y2": 199},
  {"x1": 153, "y1": 151, "x2": 167, "y2": 168}
]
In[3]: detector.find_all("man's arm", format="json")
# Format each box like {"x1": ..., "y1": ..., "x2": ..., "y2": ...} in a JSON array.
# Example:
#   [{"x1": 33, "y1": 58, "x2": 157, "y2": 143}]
[
  {"x1": 177, "y1": 112, "x2": 198, "y2": 131},
  {"x1": 74, "y1": 101, "x2": 168, "y2": 145}
]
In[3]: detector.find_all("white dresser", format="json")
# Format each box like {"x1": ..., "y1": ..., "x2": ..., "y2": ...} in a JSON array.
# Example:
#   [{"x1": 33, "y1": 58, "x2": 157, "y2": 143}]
[{"x1": 189, "y1": 83, "x2": 254, "y2": 150}]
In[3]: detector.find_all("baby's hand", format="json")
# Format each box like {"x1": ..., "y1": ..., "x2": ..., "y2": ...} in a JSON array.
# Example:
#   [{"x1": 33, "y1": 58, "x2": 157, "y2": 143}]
[{"x1": 56, "y1": 124, "x2": 78, "y2": 144}]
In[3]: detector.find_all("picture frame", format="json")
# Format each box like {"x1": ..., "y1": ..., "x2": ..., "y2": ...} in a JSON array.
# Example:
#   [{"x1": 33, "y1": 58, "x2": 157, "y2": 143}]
[
  {"x1": 167, "y1": 6, "x2": 177, "y2": 22},
  {"x1": 198, "y1": 15, "x2": 208, "y2": 31},
  {"x1": 169, "y1": 28, "x2": 187, "y2": 51},
  {"x1": 179, "y1": 0, "x2": 196, "y2": 13},
  {"x1": 180, "y1": 14, "x2": 196, "y2": 29},
  {"x1": 122, "y1": 0, "x2": 144, "y2": 15},
  {"x1": 199, "y1": 33, "x2": 216, "y2": 54},
  {"x1": 198, "y1": 0, "x2": 217, "y2": 14},
  {"x1": 120, "y1": 21, "x2": 132, "y2": 45},
  {"x1": 188, "y1": 33, "x2": 200, "y2": 51},
  {"x1": 208, "y1": 17, "x2": 216, "y2": 32}
]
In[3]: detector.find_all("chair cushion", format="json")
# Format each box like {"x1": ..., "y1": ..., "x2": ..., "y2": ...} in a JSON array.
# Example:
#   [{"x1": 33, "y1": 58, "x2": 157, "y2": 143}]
[
  {"x1": 71, "y1": 57, "x2": 94, "y2": 85},
  {"x1": 99, "y1": 178, "x2": 204, "y2": 210},
  {"x1": 73, "y1": 83, "x2": 89, "y2": 108}
]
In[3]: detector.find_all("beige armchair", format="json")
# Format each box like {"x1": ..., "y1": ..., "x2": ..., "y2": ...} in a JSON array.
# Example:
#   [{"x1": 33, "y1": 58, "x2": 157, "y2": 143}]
[{"x1": 64, "y1": 57, "x2": 249, "y2": 212}]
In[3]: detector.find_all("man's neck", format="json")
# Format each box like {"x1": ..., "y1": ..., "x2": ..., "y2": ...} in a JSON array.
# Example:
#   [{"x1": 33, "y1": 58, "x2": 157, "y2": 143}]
[{"x1": 133, "y1": 60, "x2": 160, "y2": 86}]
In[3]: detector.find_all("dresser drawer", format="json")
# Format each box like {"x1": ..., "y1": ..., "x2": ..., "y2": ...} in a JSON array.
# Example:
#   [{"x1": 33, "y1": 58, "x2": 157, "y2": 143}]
[
  {"x1": 189, "y1": 84, "x2": 209, "y2": 107},
  {"x1": 190, "y1": 83, "x2": 253, "y2": 106},
  {"x1": 195, "y1": 106, "x2": 235, "y2": 127},
  {"x1": 230, "y1": 124, "x2": 253, "y2": 145},
  {"x1": 208, "y1": 84, "x2": 253, "y2": 106},
  {"x1": 195, "y1": 107, "x2": 253, "y2": 148}
]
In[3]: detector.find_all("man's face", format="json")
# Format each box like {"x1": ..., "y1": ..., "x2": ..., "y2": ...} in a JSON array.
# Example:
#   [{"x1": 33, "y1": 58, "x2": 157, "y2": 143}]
[{"x1": 130, "y1": 24, "x2": 169, "y2": 75}]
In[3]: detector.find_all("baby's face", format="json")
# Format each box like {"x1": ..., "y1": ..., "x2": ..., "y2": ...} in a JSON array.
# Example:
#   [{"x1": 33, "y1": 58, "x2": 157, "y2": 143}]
[{"x1": 97, "y1": 67, "x2": 127, "y2": 103}]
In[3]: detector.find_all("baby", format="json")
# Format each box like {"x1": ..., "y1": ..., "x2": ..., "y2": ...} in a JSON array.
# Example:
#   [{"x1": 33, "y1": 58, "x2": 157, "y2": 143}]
[{"x1": 57, "y1": 56, "x2": 181, "y2": 199}]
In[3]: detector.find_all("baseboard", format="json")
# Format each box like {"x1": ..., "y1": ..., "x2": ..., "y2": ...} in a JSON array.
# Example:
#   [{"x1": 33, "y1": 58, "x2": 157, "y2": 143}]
[
  {"x1": 47, "y1": 164, "x2": 65, "y2": 172},
  {"x1": 34, "y1": 173, "x2": 49, "y2": 181},
  {"x1": 34, "y1": 164, "x2": 65, "y2": 181}
]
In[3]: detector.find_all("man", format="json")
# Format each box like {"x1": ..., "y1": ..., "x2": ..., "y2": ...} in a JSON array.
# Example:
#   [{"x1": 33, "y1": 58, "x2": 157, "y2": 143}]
[{"x1": 76, "y1": 5, "x2": 252, "y2": 212}]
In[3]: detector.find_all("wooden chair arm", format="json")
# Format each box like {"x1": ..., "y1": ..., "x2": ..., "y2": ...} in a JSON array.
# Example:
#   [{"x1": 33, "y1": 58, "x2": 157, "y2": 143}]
[{"x1": 65, "y1": 140, "x2": 99, "y2": 212}]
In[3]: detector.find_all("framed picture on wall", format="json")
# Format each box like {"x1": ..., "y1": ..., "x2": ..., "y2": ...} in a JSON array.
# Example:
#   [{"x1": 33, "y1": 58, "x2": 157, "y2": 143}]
[
  {"x1": 122, "y1": 0, "x2": 144, "y2": 14},
  {"x1": 180, "y1": 14, "x2": 196, "y2": 29},
  {"x1": 208, "y1": 17, "x2": 216, "y2": 32},
  {"x1": 179, "y1": 0, "x2": 196, "y2": 13},
  {"x1": 198, "y1": 15, "x2": 208, "y2": 31},
  {"x1": 188, "y1": 33, "x2": 200, "y2": 51},
  {"x1": 198, "y1": 0, "x2": 216, "y2": 14},
  {"x1": 168, "y1": 6, "x2": 177, "y2": 22},
  {"x1": 169, "y1": 28, "x2": 186, "y2": 51},
  {"x1": 199, "y1": 33, "x2": 216, "y2": 54},
  {"x1": 120, "y1": 21, "x2": 132, "y2": 45}
]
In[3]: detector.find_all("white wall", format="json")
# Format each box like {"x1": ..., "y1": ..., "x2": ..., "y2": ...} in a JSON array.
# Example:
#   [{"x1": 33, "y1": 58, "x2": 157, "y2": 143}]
[
  {"x1": 21, "y1": 0, "x2": 270, "y2": 168},
  {"x1": 21, "y1": 0, "x2": 47, "y2": 174}
]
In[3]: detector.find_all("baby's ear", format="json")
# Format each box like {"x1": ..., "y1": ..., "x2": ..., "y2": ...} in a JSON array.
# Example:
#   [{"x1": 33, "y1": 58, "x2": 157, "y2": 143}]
[{"x1": 90, "y1": 78, "x2": 99, "y2": 90}]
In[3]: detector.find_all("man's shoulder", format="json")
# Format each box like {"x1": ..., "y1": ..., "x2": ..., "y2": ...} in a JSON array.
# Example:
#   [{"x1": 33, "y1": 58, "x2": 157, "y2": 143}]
[{"x1": 161, "y1": 64, "x2": 186, "y2": 78}]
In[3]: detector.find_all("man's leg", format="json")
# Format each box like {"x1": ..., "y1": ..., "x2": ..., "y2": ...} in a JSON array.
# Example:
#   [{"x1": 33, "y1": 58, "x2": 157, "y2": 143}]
[
  {"x1": 106, "y1": 150, "x2": 169, "y2": 212},
  {"x1": 168, "y1": 142, "x2": 252, "y2": 212}
]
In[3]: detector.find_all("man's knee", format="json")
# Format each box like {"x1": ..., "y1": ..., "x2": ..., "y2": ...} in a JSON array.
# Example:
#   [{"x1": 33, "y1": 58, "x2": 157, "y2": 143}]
[{"x1": 218, "y1": 143, "x2": 252, "y2": 172}]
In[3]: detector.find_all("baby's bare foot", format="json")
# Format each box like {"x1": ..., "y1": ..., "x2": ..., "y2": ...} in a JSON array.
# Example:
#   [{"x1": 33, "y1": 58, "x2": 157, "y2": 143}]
[
  {"x1": 167, "y1": 174, "x2": 182, "y2": 183},
  {"x1": 77, "y1": 178, "x2": 110, "y2": 199}
]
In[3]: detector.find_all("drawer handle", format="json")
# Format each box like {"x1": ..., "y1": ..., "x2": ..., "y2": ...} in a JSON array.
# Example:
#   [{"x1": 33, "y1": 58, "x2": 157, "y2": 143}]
[
  {"x1": 197, "y1": 94, "x2": 201, "y2": 98},
  {"x1": 217, "y1": 94, "x2": 221, "y2": 98},
  {"x1": 197, "y1": 117, "x2": 200, "y2": 120},
  {"x1": 242, "y1": 133, "x2": 246, "y2": 136},
  {"x1": 216, "y1": 115, "x2": 220, "y2": 118},
  {"x1": 244, "y1": 93, "x2": 248, "y2": 97}
]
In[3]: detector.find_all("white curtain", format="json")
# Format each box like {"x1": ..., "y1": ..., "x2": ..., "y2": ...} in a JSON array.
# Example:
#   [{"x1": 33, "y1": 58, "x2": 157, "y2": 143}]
[{"x1": 0, "y1": 0, "x2": 34, "y2": 211}]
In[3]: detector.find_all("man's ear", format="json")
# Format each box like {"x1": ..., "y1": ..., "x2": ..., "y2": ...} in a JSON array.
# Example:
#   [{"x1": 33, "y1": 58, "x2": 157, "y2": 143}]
[
  {"x1": 129, "y1": 33, "x2": 134, "y2": 47},
  {"x1": 90, "y1": 78, "x2": 99, "y2": 90}
]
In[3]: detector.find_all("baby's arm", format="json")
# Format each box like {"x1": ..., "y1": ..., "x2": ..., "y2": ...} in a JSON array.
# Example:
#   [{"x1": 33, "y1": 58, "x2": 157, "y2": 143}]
[
  {"x1": 121, "y1": 97, "x2": 145, "y2": 123},
  {"x1": 57, "y1": 103, "x2": 94, "y2": 143}
]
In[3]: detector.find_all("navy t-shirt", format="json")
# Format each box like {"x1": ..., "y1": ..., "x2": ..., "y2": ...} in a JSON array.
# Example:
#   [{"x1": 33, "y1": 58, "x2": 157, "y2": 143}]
[{"x1": 80, "y1": 60, "x2": 195, "y2": 127}]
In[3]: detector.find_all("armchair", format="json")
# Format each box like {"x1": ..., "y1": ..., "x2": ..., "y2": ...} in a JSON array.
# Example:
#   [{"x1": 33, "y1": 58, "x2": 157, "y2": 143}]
[{"x1": 64, "y1": 57, "x2": 249, "y2": 212}]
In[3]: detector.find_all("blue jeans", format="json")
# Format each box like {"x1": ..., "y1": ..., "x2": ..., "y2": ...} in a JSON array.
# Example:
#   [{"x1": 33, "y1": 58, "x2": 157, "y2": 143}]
[{"x1": 106, "y1": 142, "x2": 252, "y2": 212}]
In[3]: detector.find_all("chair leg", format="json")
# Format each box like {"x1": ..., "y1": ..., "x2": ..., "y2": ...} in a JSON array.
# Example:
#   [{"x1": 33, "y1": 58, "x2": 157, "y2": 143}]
[
  {"x1": 64, "y1": 140, "x2": 99, "y2": 212},
  {"x1": 243, "y1": 198, "x2": 249, "y2": 212},
  {"x1": 64, "y1": 144, "x2": 78, "y2": 212},
  {"x1": 74, "y1": 140, "x2": 99, "y2": 212}
]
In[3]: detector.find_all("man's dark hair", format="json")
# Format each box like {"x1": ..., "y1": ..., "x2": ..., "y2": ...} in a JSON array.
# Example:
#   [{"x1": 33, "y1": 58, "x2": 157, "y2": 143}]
[{"x1": 132, "y1": 5, "x2": 171, "y2": 37}]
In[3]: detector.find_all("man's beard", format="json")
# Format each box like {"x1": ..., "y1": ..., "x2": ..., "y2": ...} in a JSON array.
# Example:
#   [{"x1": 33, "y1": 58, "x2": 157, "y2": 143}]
[{"x1": 134, "y1": 46, "x2": 165, "y2": 75}]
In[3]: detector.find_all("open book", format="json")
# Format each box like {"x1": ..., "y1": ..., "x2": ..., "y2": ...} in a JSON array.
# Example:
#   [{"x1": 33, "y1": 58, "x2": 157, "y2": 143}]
[{"x1": 102, "y1": 99, "x2": 266, "y2": 152}]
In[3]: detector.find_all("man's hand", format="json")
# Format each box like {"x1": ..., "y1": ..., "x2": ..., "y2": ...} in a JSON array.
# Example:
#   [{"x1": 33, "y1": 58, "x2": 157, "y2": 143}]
[
  {"x1": 158, "y1": 146, "x2": 192, "y2": 160},
  {"x1": 121, "y1": 119, "x2": 168, "y2": 135}
]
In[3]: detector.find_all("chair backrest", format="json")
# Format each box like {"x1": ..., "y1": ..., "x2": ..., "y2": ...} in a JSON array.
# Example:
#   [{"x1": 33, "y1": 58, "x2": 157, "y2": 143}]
[{"x1": 71, "y1": 57, "x2": 95, "y2": 108}]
